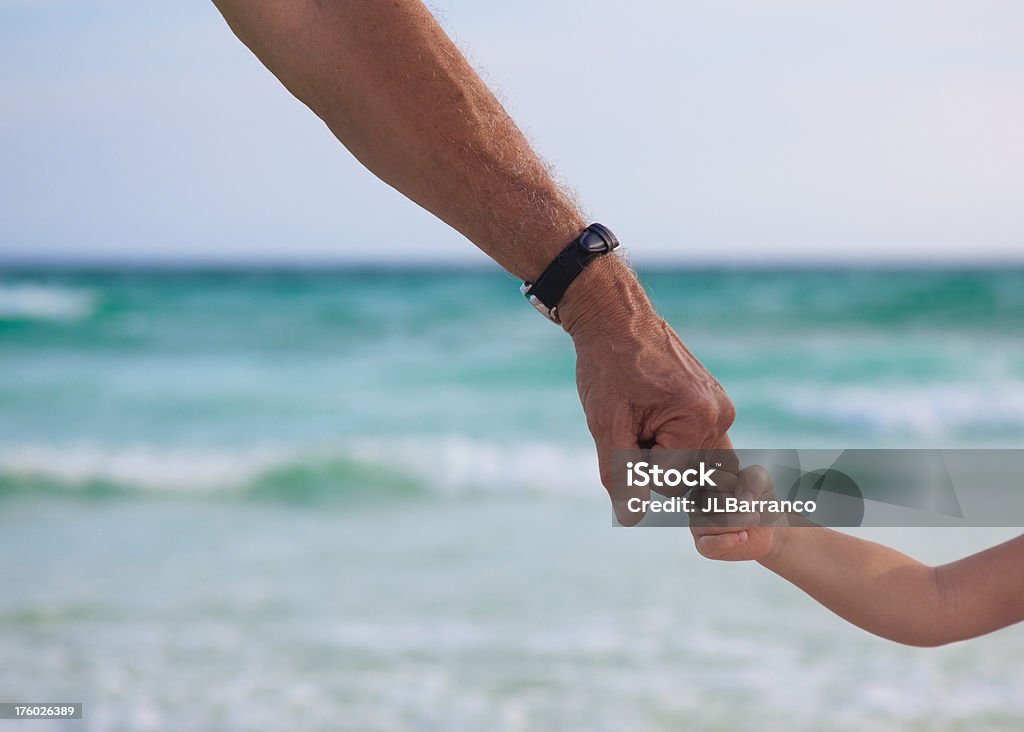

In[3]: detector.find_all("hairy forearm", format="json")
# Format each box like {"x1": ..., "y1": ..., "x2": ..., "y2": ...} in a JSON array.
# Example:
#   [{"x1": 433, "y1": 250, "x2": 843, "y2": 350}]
[
  {"x1": 212, "y1": 0, "x2": 653, "y2": 332},
  {"x1": 214, "y1": 0, "x2": 583, "y2": 278},
  {"x1": 213, "y1": 0, "x2": 736, "y2": 482}
]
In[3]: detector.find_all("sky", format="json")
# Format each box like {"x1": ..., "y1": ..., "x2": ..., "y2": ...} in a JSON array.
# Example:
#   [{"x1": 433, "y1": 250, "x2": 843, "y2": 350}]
[{"x1": 1, "y1": 0, "x2": 1022, "y2": 265}]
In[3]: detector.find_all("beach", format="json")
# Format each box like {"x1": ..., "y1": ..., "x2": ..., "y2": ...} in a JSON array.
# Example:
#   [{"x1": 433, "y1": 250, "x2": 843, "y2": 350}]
[{"x1": 2, "y1": 267, "x2": 1023, "y2": 730}]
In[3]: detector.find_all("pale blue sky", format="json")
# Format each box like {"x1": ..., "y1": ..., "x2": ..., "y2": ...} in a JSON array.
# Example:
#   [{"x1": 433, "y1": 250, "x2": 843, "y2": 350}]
[{"x1": 1, "y1": 0, "x2": 1022, "y2": 264}]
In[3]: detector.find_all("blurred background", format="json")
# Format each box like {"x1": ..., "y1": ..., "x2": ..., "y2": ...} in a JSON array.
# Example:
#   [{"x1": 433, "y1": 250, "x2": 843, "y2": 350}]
[{"x1": 2, "y1": 1, "x2": 1023, "y2": 730}]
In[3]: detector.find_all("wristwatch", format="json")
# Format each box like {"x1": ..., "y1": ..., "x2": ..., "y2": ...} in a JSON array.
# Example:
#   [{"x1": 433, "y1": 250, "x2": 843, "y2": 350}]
[{"x1": 520, "y1": 223, "x2": 620, "y2": 323}]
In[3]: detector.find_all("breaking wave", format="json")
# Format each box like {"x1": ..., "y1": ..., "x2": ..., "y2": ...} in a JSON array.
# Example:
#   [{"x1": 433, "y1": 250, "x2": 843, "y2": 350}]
[
  {"x1": 0, "y1": 438, "x2": 600, "y2": 502},
  {"x1": 0, "y1": 282, "x2": 96, "y2": 321}
]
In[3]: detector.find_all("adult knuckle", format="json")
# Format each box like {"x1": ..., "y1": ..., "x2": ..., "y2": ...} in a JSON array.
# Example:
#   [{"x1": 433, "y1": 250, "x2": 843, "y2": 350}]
[{"x1": 716, "y1": 396, "x2": 736, "y2": 431}]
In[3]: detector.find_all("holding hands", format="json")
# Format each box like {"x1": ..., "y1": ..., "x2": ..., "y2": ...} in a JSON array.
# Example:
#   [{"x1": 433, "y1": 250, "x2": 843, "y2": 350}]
[
  {"x1": 687, "y1": 460, "x2": 1024, "y2": 647},
  {"x1": 689, "y1": 464, "x2": 784, "y2": 563}
]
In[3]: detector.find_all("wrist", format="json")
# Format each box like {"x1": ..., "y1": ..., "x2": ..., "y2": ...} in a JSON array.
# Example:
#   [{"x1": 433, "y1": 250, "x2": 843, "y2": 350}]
[
  {"x1": 758, "y1": 526, "x2": 791, "y2": 571},
  {"x1": 759, "y1": 523, "x2": 822, "y2": 573},
  {"x1": 557, "y1": 255, "x2": 656, "y2": 340}
]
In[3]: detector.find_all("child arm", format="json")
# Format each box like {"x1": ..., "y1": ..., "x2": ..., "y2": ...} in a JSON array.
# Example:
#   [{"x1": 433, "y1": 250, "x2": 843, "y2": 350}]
[
  {"x1": 693, "y1": 466, "x2": 1024, "y2": 645},
  {"x1": 753, "y1": 528, "x2": 1024, "y2": 646}
]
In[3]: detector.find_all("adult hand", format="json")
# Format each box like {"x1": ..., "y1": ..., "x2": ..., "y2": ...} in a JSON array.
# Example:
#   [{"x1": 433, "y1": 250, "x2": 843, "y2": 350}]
[{"x1": 560, "y1": 257, "x2": 736, "y2": 524}]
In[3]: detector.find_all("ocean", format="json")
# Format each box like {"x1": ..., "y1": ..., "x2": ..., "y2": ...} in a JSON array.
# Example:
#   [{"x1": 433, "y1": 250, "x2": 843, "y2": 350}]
[{"x1": 1, "y1": 267, "x2": 1023, "y2": 731}]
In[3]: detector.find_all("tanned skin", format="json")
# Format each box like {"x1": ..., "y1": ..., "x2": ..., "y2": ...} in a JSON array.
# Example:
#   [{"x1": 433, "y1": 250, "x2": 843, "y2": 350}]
[{"x1": 212, "y1": 0, "x2": 735, "y2": 522}]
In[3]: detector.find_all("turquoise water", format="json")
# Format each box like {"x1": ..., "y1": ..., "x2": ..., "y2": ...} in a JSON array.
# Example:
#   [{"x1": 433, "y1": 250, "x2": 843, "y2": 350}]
[{"x1": 1, "y1": 268, "x2": 1023, "y2": 730}]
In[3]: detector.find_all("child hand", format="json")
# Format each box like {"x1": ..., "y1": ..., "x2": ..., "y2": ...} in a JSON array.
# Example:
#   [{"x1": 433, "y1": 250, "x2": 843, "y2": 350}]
[{"x1": 690, "y1": 464, "x2": 783, "y2": 562}]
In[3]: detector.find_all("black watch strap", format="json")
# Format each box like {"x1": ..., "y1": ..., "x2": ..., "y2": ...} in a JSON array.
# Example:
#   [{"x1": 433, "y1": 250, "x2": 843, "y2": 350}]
[{"x1": 521, "y1": 223, "x2": 620, "y2": 323}]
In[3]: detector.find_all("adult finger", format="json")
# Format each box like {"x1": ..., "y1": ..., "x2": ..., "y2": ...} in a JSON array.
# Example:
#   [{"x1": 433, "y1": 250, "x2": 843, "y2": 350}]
[{"x1": 595, "y1": 426, "x2": 649, "y2": 527}]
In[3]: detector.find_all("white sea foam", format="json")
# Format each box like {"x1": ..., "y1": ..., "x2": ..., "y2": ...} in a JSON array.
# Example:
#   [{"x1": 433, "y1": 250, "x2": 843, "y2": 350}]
[
  {"x1": 0, "y1": 282, "x2": 96, "y2": 320},
  {"x1": 0, "y1": 444, "x2": 291, "y2": 493},
  {"x1": 346, "y1": 436, "x2": 599, "y2": 496},
  {"x1": 0, "y1": 437, "x2": 600, "y2": 497},
  {"x1": 764, "y1": 381, "x2": 1024, "y2": 440}
]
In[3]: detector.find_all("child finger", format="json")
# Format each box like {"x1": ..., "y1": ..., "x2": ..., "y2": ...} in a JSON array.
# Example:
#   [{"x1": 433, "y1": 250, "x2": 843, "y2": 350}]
[{"x1": 696, "y1": 530, "x2": 748, "y2": 559}]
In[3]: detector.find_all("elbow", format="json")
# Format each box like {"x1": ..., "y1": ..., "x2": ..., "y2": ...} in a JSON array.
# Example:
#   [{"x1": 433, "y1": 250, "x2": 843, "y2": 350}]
[
  {"x1": 895, "y1": 620, "x2": 973, "y2": 647},
  {"x1": 893, "y1": 566, "x2": 954, "y2": 646},
  {"x1": 896, "y1": 633, "x2": 954, "y2": 648},
  {"x1": 878, "y1": 567, "x2": 962, "y2": 647},
  {"x1": 871, "y1": 623, "x2": 958, "y2": 647},
  {"x1": 885, "y1": 611, "x2": 962, "y2": 647},
  {"x1": 899, "y1": 566, "x2": 965, "y2": 647}
]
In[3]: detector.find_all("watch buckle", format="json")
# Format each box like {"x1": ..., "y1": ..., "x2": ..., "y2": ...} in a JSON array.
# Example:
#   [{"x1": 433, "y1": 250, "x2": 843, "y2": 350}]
[{"x1": 520, "y1": 281, "x2": 560, "y2": 323}]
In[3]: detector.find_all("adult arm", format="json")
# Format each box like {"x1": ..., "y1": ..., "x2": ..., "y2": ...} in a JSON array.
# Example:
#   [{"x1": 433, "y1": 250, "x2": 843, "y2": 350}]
[{"x1": 212, "y1": 0, "x2": 735, "y2": 518}]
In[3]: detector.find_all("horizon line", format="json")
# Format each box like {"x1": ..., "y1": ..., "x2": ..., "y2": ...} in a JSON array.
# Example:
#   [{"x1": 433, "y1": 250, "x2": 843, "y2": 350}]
[{"x1": 2, "y1": 255, "x2": 1024, "y2": 273}]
